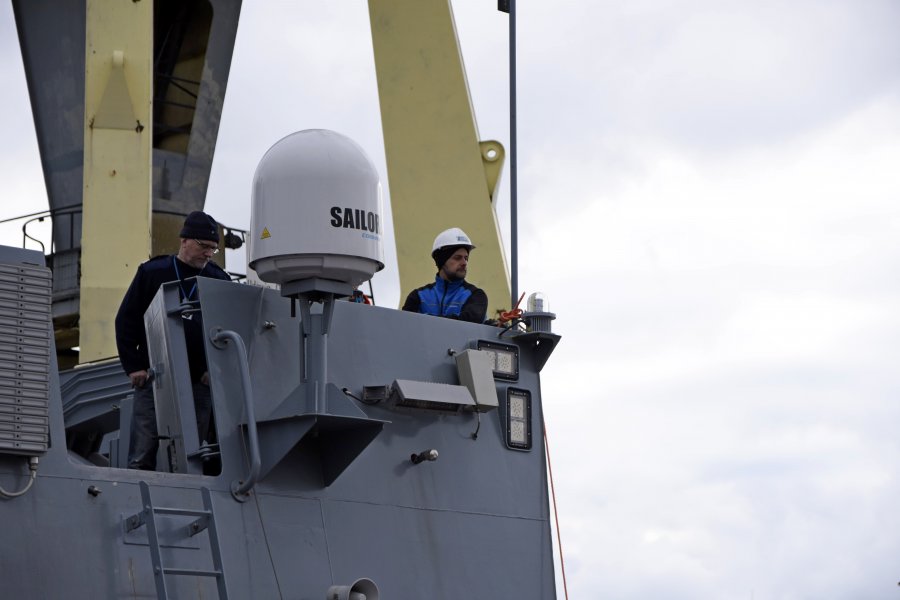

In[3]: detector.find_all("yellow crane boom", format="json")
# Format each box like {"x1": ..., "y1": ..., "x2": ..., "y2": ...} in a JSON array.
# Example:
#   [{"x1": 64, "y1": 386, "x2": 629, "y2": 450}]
[
  {"x1": 79, "y1": 0, "x2": 153, "y2": 362},
  {"x1": 368, "y1": 0, "x2": 512, "y2": 317}
]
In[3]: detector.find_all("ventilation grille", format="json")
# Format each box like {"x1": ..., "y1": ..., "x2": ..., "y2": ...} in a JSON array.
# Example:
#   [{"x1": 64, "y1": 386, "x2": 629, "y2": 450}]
[{"x1": 0, "y1": 263, "x2": 51, "y2": 455}]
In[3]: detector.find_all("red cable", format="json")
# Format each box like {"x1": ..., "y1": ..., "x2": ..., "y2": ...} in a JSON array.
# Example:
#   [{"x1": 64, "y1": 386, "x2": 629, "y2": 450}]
[
  {"x1": 544, "y1": 419, "x2": 569, "y2": 600},
  {"x1": 498, "y1": 291, "x2": 526, "y2": 324}
]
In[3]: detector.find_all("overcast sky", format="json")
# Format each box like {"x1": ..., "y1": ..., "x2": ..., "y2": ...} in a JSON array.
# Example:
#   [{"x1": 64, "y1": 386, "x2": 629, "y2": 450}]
[{"x1": 3, "y1": 1, "x2": 900, "y2": 598}]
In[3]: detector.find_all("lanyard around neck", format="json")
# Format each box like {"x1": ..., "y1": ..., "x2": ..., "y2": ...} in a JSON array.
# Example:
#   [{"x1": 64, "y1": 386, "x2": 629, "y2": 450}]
[{"x1": 172, "y1": 256, "x2": 202, "y2": 301}]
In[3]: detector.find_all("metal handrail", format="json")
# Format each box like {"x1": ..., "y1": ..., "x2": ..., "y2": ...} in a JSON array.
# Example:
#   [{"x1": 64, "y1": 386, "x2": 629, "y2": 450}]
[
  {"x1": 3, "y1": 206, "x2": 247, "y2": 256},
  {"x1": 210, "y1": 328, "x2": 261, "y2": 502},
  {"x1": 22, "y1": 222, "x2": 45, "y2": 254},
  {"x1": 8, "y1": 205, "x2": 81, "y2": 254}
]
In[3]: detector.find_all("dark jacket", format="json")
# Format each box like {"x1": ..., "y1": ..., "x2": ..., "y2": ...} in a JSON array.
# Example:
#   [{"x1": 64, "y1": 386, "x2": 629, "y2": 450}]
[
  {"x1": 115, "y1": 255, "x2": 230, "y2": 382},
  {"x1": 402, "y1": 275, "x2": 487, "y2": 323}
]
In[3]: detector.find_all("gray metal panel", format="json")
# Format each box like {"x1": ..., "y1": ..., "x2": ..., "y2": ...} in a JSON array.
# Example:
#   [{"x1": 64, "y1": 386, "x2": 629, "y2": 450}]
[
  {"x1": 48, "y1": 248, "x2": 81, "y2": 315},
  {"x1": 201, "y1": 280, "x2": 302, "y2": 424},
  {"x1": 0, "y1": 261, "x2": 51, "y2": 455},
  {"x1": 252, "y1": 494, "x2": 334, "y2": 592},
  {"x1": 59, "y1": 360, "x2": 132, "y2": 464},
  {"x1": 390, "y1": 378, "x2": 475, "y2": 412},
  {"x1": 455, "y1": 349, "x2": 499, "y2": 411},
  {"x1": 145, "y1": 282, "x2": 202, "y2": 474},
  {"x1": 322, "y1": 501, "x2": 556, "y2": 599}
]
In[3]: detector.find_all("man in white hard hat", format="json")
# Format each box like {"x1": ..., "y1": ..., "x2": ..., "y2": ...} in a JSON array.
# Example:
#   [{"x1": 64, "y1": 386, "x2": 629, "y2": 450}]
[{"x1": 401, "y1": 227, "x2": 488, "y2": 323}]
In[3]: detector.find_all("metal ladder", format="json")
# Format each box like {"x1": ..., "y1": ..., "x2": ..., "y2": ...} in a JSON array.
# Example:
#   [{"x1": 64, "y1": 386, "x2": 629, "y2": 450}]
[{"x1": 125, "y1": 481, "x2": 229, "y2": 600}]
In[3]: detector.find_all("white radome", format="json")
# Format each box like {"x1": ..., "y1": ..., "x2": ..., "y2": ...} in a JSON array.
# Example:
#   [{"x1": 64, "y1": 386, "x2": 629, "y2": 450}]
[{"x1": 249, "y1": 129, "x2": 384, "y2": 287}]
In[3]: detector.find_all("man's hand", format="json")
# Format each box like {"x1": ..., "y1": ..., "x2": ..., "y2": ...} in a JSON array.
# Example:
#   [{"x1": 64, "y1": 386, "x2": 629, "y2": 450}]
[
  {"x1": 201, "y1": 371, "x2": 210, "y2": 386},
  {"x1": 129, "y1": 369, "x2": 150, "y2": 388}
]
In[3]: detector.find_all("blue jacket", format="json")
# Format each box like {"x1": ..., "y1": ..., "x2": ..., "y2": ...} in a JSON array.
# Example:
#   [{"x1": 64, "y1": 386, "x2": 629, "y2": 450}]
[{"x1": 402, "y1": 275, "x2": 488, "y2": 323}]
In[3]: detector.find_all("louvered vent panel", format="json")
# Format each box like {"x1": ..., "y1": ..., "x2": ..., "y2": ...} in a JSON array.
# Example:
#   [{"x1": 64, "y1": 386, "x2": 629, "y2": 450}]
[{"x1": 0, "y1": 263, "x2": 51, "y2": 455}]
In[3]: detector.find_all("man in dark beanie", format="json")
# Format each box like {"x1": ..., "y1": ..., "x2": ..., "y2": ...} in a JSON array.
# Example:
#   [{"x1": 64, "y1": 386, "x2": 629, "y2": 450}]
[
  {"x1": 401, "y1": 227, "x2": 488, "y2": 323},
  {"x1": 115, "y1": 211, "x2": 230, "y2": 471}
]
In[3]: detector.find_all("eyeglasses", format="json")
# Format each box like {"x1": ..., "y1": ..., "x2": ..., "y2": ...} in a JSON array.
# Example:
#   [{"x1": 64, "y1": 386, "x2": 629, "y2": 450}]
[{"x1": 193, "y1": 239, "x2": 220, "y2": 254}]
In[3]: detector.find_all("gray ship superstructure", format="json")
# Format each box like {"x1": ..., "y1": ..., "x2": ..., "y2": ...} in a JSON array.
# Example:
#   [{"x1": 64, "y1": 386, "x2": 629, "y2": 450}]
[{"x1": 0, "y1": 130, "x2": 560, "y2": 599}]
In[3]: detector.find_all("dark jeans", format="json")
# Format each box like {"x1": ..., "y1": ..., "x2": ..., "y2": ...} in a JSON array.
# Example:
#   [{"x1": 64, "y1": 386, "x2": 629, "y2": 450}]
[{"x1": 127, "y1": 381, "x2": 213, "y2": 471}]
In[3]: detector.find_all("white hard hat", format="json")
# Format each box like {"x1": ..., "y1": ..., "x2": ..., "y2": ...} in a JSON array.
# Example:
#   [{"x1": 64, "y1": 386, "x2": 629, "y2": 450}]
[{"x1": 431, "y1": 227, "x2": 475, "y2": 254}]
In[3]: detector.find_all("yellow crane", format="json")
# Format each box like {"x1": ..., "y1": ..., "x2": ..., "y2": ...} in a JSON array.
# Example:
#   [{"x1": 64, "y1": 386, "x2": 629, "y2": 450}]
[
  {"x1": 369, "y1": 0, "x2": 511, "y2": 318},
  {"x1": 14, "y1": 0, "x2": 513, "y2": 366}
]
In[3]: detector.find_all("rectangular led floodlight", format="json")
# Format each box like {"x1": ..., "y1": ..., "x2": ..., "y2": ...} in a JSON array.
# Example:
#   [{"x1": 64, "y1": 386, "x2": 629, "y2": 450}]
[
  {"x1": 505, "y1": 388, "x2": 532, "y2": 450},
  {"x1": 476, "y1": 340, "x2": 519, "y2": 381}
]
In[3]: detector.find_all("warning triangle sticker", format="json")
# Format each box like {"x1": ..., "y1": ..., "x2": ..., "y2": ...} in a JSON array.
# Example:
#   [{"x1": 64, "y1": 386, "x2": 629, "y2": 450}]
[{"x1": 261, "y1": 227, "x2": 271, "y2": 239}]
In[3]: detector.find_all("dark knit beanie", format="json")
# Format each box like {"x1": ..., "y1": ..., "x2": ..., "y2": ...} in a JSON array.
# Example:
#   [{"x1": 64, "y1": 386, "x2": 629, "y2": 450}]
[
  {"x1": 433, "y1": 245, "x2": 464, "y2": 269},
  {"x1": 180, "y1": 211, "x2": 219, "y2": 242}
]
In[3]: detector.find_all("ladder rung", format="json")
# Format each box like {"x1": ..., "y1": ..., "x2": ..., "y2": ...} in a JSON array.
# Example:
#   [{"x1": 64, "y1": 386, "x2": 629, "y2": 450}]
[
  {"x1": 154, "y1": 507, "x2": 210, "y2": 518},
  {"x1": 163, "y1": 567, "x2": 222, "y2": 578}
]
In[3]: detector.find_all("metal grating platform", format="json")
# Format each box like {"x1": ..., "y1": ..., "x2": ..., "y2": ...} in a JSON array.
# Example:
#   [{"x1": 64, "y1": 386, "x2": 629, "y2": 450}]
[{"x1": 0, "y1": 262, "x2": 52, "y2": 455}]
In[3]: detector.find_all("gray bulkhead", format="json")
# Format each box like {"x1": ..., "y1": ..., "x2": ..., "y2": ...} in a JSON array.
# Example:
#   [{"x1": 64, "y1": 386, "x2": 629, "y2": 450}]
[{"x1": 0, "y1": 251, "x2": 558, "y2": 599}]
